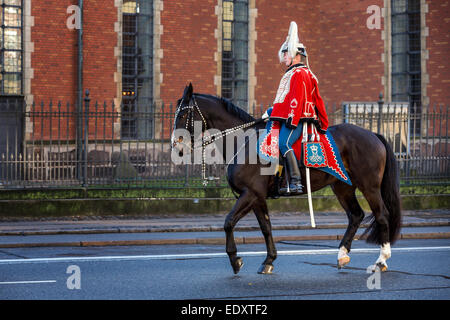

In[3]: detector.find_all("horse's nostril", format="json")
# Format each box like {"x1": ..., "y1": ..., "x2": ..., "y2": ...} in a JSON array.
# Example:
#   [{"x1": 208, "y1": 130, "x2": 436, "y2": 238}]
[{"x1": 179, "y1": 150, "x2": 183, "y2": 157}]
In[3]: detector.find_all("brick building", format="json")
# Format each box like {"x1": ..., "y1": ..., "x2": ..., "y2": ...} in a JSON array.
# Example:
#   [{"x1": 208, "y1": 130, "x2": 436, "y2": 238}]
[{"x1": 0, "y1": 0, "x2": 448, "y2": 150}]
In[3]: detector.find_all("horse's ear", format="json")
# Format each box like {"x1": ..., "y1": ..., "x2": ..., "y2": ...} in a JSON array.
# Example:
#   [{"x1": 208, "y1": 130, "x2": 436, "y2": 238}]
[{"x1": 183, "y1": 83, "x2": 194, "y2": 101}]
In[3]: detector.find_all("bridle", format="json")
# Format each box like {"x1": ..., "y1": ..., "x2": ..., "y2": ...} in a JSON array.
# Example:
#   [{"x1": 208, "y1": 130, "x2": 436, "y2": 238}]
[
  {"x1": 172, "y1": 95, "x2": 263, "y2": 186},
  {"x1": 173, "y1": 96, "x2": 208, "y2": 135}
]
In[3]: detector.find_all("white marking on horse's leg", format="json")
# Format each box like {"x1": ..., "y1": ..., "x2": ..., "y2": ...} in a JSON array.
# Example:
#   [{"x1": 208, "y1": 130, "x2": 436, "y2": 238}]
[
  {"x1": 338, "y1": 246, "x2": 348, "y2": 260},
  {"x1": 374, "y1": 242, "x2": 391, "y2": 271},
  {"x1": 337, "y1": 246, "x2": 350, "y2": 268}
]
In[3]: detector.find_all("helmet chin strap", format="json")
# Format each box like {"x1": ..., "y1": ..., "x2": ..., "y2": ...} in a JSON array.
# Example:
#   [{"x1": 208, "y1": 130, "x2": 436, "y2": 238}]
[
  {"x1": 285, "y1": 52, "x2": 310, "y2": 69},
  {"x1": 285, "y1": 53, "x2": 295, "y2": 68}
]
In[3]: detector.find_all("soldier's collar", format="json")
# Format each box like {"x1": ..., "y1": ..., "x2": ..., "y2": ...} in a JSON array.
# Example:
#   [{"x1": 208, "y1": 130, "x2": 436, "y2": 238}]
[{"x1": 285, "y1": 63, "x2": 306, "y2": 73}]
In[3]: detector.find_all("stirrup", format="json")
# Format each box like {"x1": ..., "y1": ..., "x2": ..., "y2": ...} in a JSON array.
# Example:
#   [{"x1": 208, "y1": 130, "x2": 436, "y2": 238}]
[
  {"x1": 280, "y1": 181, "x2": 303, "y2": 195},
  {"x1": 288, "y1": 182, "x2": 303, "y2": 195}
]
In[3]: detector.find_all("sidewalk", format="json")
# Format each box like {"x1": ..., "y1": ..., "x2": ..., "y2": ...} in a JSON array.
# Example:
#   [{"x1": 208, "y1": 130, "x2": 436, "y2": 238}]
[{"x1": 0, "y1": 209, "x2": 449, "y2": 248}]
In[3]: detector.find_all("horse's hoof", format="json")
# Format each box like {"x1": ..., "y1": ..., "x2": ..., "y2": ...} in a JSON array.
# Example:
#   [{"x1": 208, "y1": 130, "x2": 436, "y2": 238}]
[
  {"x1": 376, "y1": 262, "x2": 388, "y2": 272},
  {"x1": 232, "y1": 257, "x2": 244, "y2": 274},
  {"x1": 257, "y1": 264, "x2": 274, "y2": 274},
  {"x1": 337, "y1": 256, "x2": 350, "y2": 269}
]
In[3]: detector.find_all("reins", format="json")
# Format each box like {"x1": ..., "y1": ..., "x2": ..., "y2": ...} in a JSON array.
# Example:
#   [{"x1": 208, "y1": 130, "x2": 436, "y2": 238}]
[{"x1": 173, "y1": 96, "x2": 265, "y2": 186}]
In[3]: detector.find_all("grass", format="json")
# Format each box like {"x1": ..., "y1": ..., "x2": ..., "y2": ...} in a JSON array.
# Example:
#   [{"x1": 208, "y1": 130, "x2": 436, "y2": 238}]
[{"x1": 0, "y1": 183, "x2": 448, "y2": 201}]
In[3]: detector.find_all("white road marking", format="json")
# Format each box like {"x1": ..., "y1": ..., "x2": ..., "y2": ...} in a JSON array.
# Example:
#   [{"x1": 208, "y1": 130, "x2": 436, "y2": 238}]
[
  {"x1": 0, "y1": 246, "x2": 449, "y2": 265},
  {"x1": 0, "y1": 280, "x2": 56, "y2": 285}
]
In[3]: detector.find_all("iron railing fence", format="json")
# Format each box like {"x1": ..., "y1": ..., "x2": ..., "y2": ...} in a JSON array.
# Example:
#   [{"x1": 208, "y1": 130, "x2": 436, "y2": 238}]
[
  {"x1": 341, "y1": 101, "x2": 449, "y2": 185},
  {"x1": 0, "y1": 95, "x2": 448, "y2": 189}
]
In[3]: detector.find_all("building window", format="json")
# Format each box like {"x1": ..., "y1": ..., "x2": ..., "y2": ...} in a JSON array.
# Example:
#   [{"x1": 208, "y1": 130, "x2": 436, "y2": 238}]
[
  {"x1": 391, "y1": 0, "x2": 421, "y2": 110},
  {"x1": 0, "y1": 0, "x2": 23, "y2": 95},
  {"x1": 222, "y1": 0, "x2": 248, "y2": 109},
  {"x1": 122, "y1": 0, "x2": 153, "y2": 140}
]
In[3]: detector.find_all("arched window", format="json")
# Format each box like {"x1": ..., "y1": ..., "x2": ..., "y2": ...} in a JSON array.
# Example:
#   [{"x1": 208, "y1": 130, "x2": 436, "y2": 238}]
[
  {"x1": 391, "y1": 0, "x2": 421, "y2": 134},
  {"x1": 122, "y1": 0, "x2": 153, "y2": 139},
  {"x1": 391, "y1": 0, "x2": 421, "y2": 108},
  {"x1": 222, "y1": 0, "x2": 248, "y2": 109}
]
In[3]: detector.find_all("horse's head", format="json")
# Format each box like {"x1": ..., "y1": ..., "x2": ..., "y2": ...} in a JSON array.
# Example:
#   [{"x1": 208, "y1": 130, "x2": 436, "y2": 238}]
[
  {"x1": 171, "y1": 83, "x2": 256, "y2": 153},
  {"x1": 171, "y1": 83, "x2": 209, "y2": 151}
]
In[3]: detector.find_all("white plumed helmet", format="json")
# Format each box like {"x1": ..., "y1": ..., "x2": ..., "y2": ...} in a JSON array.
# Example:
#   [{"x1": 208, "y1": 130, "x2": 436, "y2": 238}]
[{"x1": 278, "y1": 21, "x2": 307, "y2": 63}]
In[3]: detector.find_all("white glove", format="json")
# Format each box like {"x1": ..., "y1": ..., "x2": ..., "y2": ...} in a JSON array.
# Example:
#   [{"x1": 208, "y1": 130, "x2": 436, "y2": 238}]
[{"x1": 262, "y1": 108, "x2": 272, "y2": 122}]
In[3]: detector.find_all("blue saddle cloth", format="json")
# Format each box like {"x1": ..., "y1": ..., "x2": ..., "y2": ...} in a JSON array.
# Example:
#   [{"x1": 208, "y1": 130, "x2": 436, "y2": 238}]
[{"x1": 257, "y1": 120, "x2": 352, "y2": 186}]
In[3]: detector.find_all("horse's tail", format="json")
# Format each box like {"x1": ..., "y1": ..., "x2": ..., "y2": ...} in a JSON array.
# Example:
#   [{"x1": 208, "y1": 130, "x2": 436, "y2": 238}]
[{"x1": 365, "y1": 134, "x2": 402, "y2": 245}]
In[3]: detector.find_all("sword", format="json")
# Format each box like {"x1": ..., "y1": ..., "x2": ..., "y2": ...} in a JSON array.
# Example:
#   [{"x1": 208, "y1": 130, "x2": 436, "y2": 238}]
[
  {"x1": 303, "y1": 123, "x2": 316, "y2": 228},
  {"x1": 305, "y1": 166, "x2": 316, "y2": 228}
]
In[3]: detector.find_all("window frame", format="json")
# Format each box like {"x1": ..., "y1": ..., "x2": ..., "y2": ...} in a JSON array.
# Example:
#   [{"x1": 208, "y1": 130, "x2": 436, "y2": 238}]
[
  {"x1": 121, "y1": 0, "x2": 154, "y2": 140},
  {"x1": 0, "y1": 0, "x2": 23, "y2": 96},
  {"x1": 391, "y1": 0, "x2": 421, "y2": 107},
  {"x1": 221, "y1": 0, "x2": 249, "y2": 109}
]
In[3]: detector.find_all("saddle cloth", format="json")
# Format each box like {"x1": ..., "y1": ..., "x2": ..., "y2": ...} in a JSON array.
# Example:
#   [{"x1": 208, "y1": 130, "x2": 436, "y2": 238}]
[{"x1": 258, "y1": 120, "x2": 352, "y2": 185}]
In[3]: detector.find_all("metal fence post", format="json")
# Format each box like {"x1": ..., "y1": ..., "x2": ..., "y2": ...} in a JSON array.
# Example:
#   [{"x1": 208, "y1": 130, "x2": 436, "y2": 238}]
[
  {"x1": 83, "y1": 90, "x2": 90, "y2": 187},
  {"x1": 377, "y1": 92, "x2": 383, "y2": 134}
]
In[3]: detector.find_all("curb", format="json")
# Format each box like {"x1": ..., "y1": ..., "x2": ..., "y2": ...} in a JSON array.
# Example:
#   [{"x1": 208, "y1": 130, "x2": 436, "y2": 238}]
[
  {"x1": 0, "y1": 221, "x2": 448, "y2": 237},
  {"x1": 1, "y1": 232, "x2": 449, "y2": 248}
]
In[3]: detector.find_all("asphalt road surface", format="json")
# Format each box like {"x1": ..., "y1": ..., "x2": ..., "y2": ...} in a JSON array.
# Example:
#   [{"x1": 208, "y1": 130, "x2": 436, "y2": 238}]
[{"x1": 0, "y1": 238, "x2": 449, "y2": 300}]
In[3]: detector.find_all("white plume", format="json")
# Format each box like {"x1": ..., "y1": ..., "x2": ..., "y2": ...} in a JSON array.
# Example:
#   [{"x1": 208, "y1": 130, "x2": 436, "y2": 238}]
[
  {"x1": 278, "y1": 21, "x2": 307, "y2": 63},
  {"x1": 287, "y1": 21, "x2": 299, "y2": 60}
]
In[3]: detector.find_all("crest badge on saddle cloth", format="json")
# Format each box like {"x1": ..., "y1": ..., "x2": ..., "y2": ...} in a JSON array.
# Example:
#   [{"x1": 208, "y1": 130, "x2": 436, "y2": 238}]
[
  {"x1": 257, "y1": 121, "x2": 352, "y2": 190},
  {"x1": 302, "y1": 124, "x2": 327, "y2": 168}
]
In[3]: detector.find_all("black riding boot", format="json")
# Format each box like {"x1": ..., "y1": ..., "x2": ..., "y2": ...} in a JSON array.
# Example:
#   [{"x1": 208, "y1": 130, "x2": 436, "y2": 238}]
[{"x1": 280, "y1": 150, "x2": 303, "y2": 195}]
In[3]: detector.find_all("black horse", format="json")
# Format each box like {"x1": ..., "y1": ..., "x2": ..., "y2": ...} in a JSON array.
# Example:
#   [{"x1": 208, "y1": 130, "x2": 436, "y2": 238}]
[{"x1": 172, "y1": 83, "x2": 401, "y2": 274}]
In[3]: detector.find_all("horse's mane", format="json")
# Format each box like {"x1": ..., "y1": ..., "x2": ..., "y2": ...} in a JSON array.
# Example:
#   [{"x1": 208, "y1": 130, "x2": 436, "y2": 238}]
[{"x1": 195, "y1": 94, "x2": 255, "y2": 123}]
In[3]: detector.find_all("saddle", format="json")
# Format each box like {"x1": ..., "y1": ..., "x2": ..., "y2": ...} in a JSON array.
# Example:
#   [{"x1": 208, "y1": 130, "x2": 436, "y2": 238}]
[
  {"x1": 267, "y1": 141, "x2": 326, "y2": 199},
  {"x1": 259, "y1": 122, "x2": 352, "y2": 199}
]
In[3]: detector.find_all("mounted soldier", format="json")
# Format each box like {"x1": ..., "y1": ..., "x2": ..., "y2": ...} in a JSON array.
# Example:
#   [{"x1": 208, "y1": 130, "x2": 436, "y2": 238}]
[{"x1": 262, "y1": 21, "x2": 329, "y2": 195}]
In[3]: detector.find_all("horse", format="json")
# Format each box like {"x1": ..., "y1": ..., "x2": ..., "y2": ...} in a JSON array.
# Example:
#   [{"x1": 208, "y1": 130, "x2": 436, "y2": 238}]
[{"x1": 171, "y1": 83, "x2": 402, "y2": 275}]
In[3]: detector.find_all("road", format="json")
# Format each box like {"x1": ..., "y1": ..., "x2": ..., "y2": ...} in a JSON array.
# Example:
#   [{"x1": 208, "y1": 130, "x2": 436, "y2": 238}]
[{"x1": 0, "y1": 238, "x2": 449, "y2": 300}]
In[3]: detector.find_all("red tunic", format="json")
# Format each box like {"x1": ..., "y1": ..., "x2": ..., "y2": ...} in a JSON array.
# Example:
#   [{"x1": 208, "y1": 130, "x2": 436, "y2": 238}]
[{"x1": 269, "y1": 63, "x2": 328, "y2": 133}]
